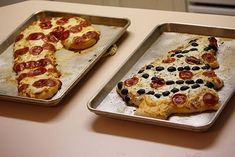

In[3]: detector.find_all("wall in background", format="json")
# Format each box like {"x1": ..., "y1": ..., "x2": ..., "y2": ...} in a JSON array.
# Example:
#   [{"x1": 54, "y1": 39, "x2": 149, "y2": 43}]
[
  {"x1": 0, "y1": 0, "x2": 24, "y2": 7},
  {"x1": 55, "y1": 0, "x2": 186, "y2": 12},
  {"x1": 0, "y1": 0, "x2": 186, "y2": 12}
]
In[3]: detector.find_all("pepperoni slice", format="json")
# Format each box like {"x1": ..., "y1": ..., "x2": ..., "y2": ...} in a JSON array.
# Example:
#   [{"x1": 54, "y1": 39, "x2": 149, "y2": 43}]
[
  {"x1": 201, "y1": 53, "x2": 216, "y2": 63},
  {"x1": 18, "y1": 84, "x2": 29, "y2": 93},
  {"x1": 70, "y1": 25, "x2": 82, "y2": 33},
  {"x1": 15, "y1": 34, "x2": 24, "y2": 42},
  {"x1": 33, "y1": 78, "x2": 57, "y2": 88},
  {"x1": 53, "y1": 26, "x2": 65, "y2": 33},
  {"x1": 150, "y1": 77, "x2": 165, "y2": 89},
  {"x1": 30, "y1": 67, "x2": 47, "y2": 76},
  {"x1": 40, "y1": 17, "x2": 52, "y2": 23},
  {"x1": 42, "y1": 43, "x2": 56, "y2": 51},
  {"x1": 17, "y1": 73, "x2": 28, "y2": 82},
  {"x1": 56, "y1": 17, "x2": 69, "y2": 25},
  {"x1": 30, "y1": 46, "x2": 43, "y2": 55},
  {"x1": 79, "y1": 20, "x2": 91, "y2": 27},
  {"x1": 203, "y1": 71, "x2": 216, "y2": 77},
  {"x1": 39, "y1": 58, "x2": 52, "y2": 66},
  {"x1": 124, "y1": 76, "x2": 139, "y2": 87},
  {"x1": 73, "y1": 36, "x2": 83, "y2": 45},
  {"x1": 26, "y1": 32, "x2": 45, "y2": 40},
  {"x1": 39, "y1": 21, "x2": 52, "y2": 29},
  {"x1": 14, "y1": 58, "x2": 52, "y2": 72},
  {"x1": 73, "y1": 31, "x2": 99, "y2": 45},
  {"x1": 50, "y1": 26, "x2": 65, "y2": 40},
  {"x1": 179, "y1": 70, "x2": 193, "y2": 80},
  {"x1": 172, "y1": 94, "x2": 187, "y2": 106},
  {"x1": 167, "y1": 49, "x2": 181, "y2": 55},
  {"x1": 25, "y1": 59, "x2": 51, "y2": 69},
  {"x1": 84, "y1": 31, "x2": 99, "y2": 40},
  {"x1": 44, "y1": 33, "x2": 59, "y2": 43},
  {"x1": 203, "y1": 93, "x2": 218, "y2": 105},
  {"x1": 185, "y1": 56, "x2": 201, "y2": 65},
  {"x1": 17, "y1": 67, "x2": 47, "y2": 81},
  {"x1": 14, "y1": 47, "x2": 29, "y2": 58},
  {"x1": 60, "y1": 30, "x2": 70, "y2": 40},
  {"x1": 162, "y1": 57, "x2": 175, "y2": 63},
  {"x1": 13, "y1": 62, "x2": 26, "y2": 72}
]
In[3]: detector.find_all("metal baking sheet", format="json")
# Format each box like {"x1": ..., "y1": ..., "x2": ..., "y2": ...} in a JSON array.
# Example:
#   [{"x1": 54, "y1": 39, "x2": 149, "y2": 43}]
[
  {"x1": 87, "y1": 23, "x2": 235, "y2": 131},
  {"x1": 0, "y1": 10, "x2": 130, "y2": 105}
]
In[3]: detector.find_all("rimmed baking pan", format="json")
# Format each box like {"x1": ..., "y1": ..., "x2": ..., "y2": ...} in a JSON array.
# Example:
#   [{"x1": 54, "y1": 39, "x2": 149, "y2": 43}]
[
  {"x1": 87, "y1": 23, "x2": 235, "y2": 131},
  {"x1": 0, "y1": 10, "x2": 130, "y2": 105}
]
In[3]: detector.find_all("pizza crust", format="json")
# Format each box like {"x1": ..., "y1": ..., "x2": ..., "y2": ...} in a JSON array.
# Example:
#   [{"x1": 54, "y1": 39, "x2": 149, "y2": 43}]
[
  {"x1": 62, "y1": 33, "x2": 99, "y2": 50},
  {"x1": 19, "y1": 79, "x2": 62, "y2": 99}
]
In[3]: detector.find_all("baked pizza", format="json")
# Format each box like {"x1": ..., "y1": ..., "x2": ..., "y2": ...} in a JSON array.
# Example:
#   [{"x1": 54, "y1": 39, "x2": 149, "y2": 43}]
[
  {"x1": 117, "y1": 36, "x2": 223, "y2": 119},
  {"x1": 13, "y1": 16, "x2": 100, "y2": 99}
]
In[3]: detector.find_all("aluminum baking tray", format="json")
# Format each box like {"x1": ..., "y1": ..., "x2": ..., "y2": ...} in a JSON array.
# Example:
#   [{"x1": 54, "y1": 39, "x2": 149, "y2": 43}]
[
  {"x1": 87, "y1": 23, "x2": 235, "y2": 131},
  {"x1": 0, "y1": 10, "x2": 130, "y2": 105}
]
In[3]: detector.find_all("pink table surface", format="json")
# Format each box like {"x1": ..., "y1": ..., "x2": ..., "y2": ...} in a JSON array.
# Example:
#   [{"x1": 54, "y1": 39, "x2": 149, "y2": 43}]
[{"x1": 0, "y1": 1, "x2": 235, "y2": 157}]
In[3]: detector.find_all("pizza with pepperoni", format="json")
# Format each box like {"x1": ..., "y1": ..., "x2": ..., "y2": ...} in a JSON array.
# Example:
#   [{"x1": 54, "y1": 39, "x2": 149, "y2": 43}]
[
  {"x1": 116, "y1": 36, "x2": 223, "y2": 119},
  {"x1": 13, "y1": 16, "x2": 100, "y2": 99}
]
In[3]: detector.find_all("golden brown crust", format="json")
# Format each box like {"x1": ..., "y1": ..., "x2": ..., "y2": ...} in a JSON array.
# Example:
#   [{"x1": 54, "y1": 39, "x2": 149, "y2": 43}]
[
  {"x1": 19, "y1": 79, "x2": 62, "y2": 99},
  {"x1": 62, "y1": 32, "x2": 100, "y2": 50}
]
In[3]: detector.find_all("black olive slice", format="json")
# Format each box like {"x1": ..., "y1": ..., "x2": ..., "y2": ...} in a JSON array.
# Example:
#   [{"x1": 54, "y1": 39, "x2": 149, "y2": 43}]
[
  {"x1": 117, "y1": 82, "x2": 123, "y2": 90},
  {"x1": 167, "y1": 66, "x2": 176, "y2": 72},
  {"x1": 124, "y1": 96, "x2": 130, "y2": 103},
  {"x1": 185, "y1": 80, "x2": 195, "y2": 84},
  {"x1": 191, "y1": 42, "x2": 198, "y2": 47},
  {"x1": 147, "y1": 91, "x2": 155, "y2": 95},
  {"x1": 142, "y1": 73, "x2": 149, "y2": 79},
  {"x1": 137, "y1": 89, "x2": 145, "y2": 95},
  {"x1": 176, "y1": 80, "x2": 184, "y2": 84},
  {"x1": 191, "y1": 84, "x2": 200, "y2": 89},
  {"x1": 192, "y1": 66, "x2": 200, "y2": 71},
  {"x1": 171, "y1": 88, "x2": 179, "y2": 93},
  {"x1": 154, "y1": 93, "x2": 161, "y2": 98},
  {"x1": 196, "y1": 79, "x2": 204, "y2": 84},
  {"x1": 166, "y1": 80, "x2": 175, "y2": 85},
  {"x1": 162, "y1": 91, "x2": 170, "y2": 96},
  {"x1": 156, "y1": 66, "x2": 164, "y2": 71},
  {"x1": 146, "y1": 64, "x2": 154, "y2": 69},
  {"x1": 180, "y1": 86, "x2": 190, "y2": 91},
  {"x1": 121, "y1": 88, "x2": 128, "y2": 95}
]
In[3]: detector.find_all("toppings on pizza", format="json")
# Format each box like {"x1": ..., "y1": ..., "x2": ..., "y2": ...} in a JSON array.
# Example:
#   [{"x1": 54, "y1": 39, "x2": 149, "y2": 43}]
[
  {"x1": 116, "y1": 36, "x2": 223, "y2": 119},
  {"x1": 39, "y1": 20, "x2": 52, "y2": 29},
  {"x1": 179, "y1": 70, "x2": 193, "y2": 80},
  {"x1": 172, "y1": 93, "x2": 187, "y2": 106},
  {"x1": 14, "y1": 47, "x2": 29, "y2": 58},
  {"x1": 30, "y1": 46, "x2": 43, "y2": 55},
  {"x1": 203, "y1": 93, "x2": 218, "y2": 106},
  {"x1": 203, "y1": 71, "x2": 216, "y2": 77},
  {"x1": 124, "y1": 76, "x2": 139, "y2": 87},
  {"x1": 13, "y1": 16, "x2": 100, "y2": 99},
  {"x1": 32, "y1": 78, "x2": 58, "y2": 88},
  {"x1": 15, "y1": 34, "x2": 24, "y2": 42},
  {"x1": 185, "y1": 56, "x2": 201, "y2": 65},
  {"x1": 56, "y1": 17, "x2": 69, "y2": 25},
  {"x1": 162, "y1": 57, "x2": 175, "y2": 63},
  {"x1": 150, "y1": 77, "x2": 165, "y2": 89},
  {"x1": 202, "y1": 53, "x2": 216, "y2": 63},
  {"x1": 26, "y1": 32, "x2": 45, "y2": 40}
]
